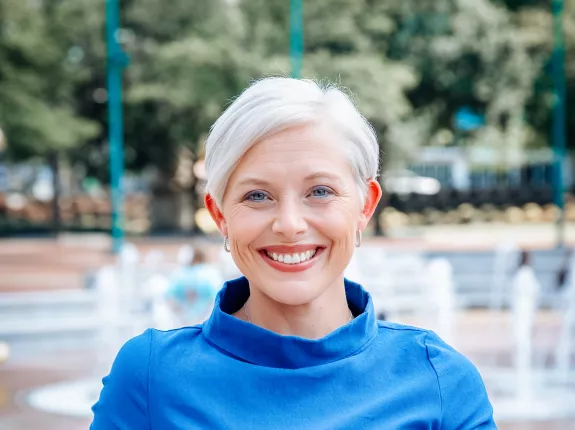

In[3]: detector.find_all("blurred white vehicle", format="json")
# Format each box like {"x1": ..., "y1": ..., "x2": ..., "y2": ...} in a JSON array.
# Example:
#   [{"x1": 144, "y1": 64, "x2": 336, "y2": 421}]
[{"x1": 382, "y1": 169, "x2": 441, "y2": 195}]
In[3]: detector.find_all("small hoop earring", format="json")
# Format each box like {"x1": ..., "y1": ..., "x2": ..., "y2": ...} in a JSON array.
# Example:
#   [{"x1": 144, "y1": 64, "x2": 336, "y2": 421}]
[
  {"x1": 223, "y1": 236, "x2": 231, "y2": 253},
  {"x1": 355, "y1": 230, "x2": 362, "y2": 248}
]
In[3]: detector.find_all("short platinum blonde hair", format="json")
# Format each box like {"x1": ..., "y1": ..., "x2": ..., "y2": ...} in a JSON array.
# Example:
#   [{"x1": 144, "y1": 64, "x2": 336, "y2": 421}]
[{"x1": 204, "y1": 77, "x2": 380, "y2": 206}]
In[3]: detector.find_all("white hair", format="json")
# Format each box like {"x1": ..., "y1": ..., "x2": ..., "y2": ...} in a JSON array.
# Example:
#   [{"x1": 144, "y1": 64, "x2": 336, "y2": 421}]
[{"x1": 204, "y1": 77, "x2": 380, "y2": 206}]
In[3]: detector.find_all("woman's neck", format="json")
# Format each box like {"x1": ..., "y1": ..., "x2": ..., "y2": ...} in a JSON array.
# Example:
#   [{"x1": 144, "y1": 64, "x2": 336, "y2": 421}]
[{"x1": 235, "y1": 280, "x2": 352, "y2": 340}]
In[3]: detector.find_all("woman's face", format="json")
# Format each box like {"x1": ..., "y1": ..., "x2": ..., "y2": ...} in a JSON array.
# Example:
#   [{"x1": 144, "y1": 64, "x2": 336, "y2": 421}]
[{"x1": 207, "y1": 121, "x2": 381, "y2": 306}]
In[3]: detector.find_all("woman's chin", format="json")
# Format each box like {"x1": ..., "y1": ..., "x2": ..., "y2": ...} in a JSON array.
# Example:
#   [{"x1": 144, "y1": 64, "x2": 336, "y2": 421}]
[{"x1": 262, "y1": 280, "x2": 328, "y2": 307}]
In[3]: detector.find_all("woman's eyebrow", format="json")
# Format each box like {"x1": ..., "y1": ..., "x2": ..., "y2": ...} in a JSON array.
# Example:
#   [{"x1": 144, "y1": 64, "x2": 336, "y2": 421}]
[
  {"x1": 236, "y1": 171, "x2": 340, "y2": 188},
  {"x1": 304, "y1": 172, "x2": 340, "y2": 182},
  {"x1": 236, "y1": 177, "x2": 272, "y2": 188}
]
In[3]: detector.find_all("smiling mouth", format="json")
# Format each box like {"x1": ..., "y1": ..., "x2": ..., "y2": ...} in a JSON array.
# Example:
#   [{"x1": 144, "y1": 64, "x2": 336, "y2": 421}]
[{"x1": 261, "y1": 247, "x2": 324, "y2": 265}]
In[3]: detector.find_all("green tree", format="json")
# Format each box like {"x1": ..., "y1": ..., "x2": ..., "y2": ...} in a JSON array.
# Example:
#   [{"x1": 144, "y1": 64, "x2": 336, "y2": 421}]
[
  {"x1": 501, "y1": 0, "x2": 575, "y2": 152},
  {"x1": 0, "y1": 0, "x2": 100, "y2": 160},
  {"x1": 376, "y1": 0, "x2": 546, "y2": 167},
  {"x1": 237, "y1": 0, "x2": 419, "y2": 164},
  {"x1": 1, "y1": 0, "x2": 567, "y2": 233}
]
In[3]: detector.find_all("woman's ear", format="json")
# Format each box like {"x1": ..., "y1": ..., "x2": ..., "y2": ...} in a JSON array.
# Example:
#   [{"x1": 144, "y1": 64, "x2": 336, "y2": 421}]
[
  {"x1": 358, "y1": 179, "x2": 382, "y2": 230},
  {"x1": 205, "y1": 193, "x2": 228, "y2": 236}
]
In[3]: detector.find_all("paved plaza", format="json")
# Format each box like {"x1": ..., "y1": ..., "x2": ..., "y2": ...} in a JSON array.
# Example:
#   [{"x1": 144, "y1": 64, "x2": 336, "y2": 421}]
[{"x1": 1, "y1": 231, "x2": 575, "y2": 429}]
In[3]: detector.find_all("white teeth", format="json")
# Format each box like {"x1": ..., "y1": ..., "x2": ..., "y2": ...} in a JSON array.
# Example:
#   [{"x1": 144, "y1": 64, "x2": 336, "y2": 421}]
[{"x1": 265, "y1": 249, "x2": 318, "y2": 265}]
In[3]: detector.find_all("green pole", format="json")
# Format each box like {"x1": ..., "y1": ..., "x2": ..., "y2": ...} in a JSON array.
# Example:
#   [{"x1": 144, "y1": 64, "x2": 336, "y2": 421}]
[
  {"x1": 106, "y1": 0, "x2": 128, "y2": 254},
  {"x1": 290, "y1": 0, "x2": 303, "y2": 78},
  {"x1": 552, "y1": 0, "x2": 566, "y2": 248}
]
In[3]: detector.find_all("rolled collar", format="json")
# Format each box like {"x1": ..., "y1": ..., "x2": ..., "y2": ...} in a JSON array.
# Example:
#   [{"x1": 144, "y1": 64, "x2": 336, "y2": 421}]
[{"x1": 202, "y1": 277, "x2": 378, "y2": 369}]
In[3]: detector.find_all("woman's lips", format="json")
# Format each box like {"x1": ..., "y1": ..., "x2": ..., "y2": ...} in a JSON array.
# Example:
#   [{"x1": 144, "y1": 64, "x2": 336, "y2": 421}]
[
  {"x1": 261, "y1": 244, "x2": 323, "y2": 253},
  {"x1": 259, "y1": 247, "x2": 325, "y2": 273}
]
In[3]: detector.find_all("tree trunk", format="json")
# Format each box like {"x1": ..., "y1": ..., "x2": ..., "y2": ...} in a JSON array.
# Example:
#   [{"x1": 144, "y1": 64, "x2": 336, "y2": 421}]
[
  {"x1": 50, "y1": 152, "x2": 61, "y2": 235},
  {"x1": 177, "y1": 188, "x2": 195, "y2": 234},
  {"x1": 149, "y1": 188, "x2": 179, "y2": 232}
]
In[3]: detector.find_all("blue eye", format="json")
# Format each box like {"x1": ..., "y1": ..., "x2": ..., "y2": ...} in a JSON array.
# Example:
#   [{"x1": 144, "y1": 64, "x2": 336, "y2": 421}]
[
  {"x1": 310, "y1": 187, "x2": 333, "y2": 198},
  {"x1": 245, "y1": 191, "x2": 268, "y2": 202}
]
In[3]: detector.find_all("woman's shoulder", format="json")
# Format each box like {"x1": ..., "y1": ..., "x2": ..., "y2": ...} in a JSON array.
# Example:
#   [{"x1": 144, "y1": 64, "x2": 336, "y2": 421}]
[
  {"x1": 149, "y1": 324, "x2": 205, "y2": 349},
  {"x1": 374, "y1": 320, "x2": 430, "y2": 350},
  {"x1": 109, "y1": 326, "x2": 205, "y2": 373},
  {"x1": 375, "y1": 321, "x2": 495, "y2": 427},
  {"x1": 113, "y1": 325, "x2": 203, "y2": 360},
  {"x1": 375, "y1": 321, "x2": 478, "y2": 374},
  {"x1": 91, "y1": 326, "x2": 205, "y2": 428},
  {"x1": 374, "y1": 322, "x2": 486, "y2": 396},
  {"x1": 376, "y1": 320, "x2": 430, "y2": 335}
]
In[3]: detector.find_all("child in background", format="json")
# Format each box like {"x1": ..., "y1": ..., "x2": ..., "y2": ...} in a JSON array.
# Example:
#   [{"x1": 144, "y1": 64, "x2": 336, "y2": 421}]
[{"x1": 165, "y1": 248, "x2": 223, "y2": 324}]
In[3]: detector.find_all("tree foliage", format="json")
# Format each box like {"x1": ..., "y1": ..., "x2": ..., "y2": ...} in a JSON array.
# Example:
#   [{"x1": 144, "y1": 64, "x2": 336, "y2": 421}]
[
  {"x1": 0, "y1": 0, "x2": 101, "y2": 158},
  {"x1": 0, "y1": 0, "x2": 572, "y2": 178}
]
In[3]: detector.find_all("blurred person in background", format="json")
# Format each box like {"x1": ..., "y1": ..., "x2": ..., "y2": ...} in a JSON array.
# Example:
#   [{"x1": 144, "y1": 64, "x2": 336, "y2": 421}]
[
  {"x1": 91, "y1": 77, "x2": 495, "y2": 429},
  {"x1": 165, "y1": 248, "x2": 222, "y2": 324}
]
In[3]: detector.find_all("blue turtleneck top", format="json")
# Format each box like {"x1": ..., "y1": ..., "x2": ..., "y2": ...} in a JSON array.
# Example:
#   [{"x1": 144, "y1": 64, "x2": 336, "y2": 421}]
[{"x1": 91, "y1": 277, "x2": 496, "y2": 429}]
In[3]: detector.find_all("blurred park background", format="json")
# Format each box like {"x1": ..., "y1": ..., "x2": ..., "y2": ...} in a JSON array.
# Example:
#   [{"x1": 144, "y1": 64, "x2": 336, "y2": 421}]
[{"x1": 2, "y1": 0, "x2": 575, "y2": 429}]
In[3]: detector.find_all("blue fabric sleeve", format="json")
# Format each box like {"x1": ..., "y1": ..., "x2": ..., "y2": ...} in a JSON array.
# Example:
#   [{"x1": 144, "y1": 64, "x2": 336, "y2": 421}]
[
  {"x1": 90, "y1": 329, "x2": 152, "y2": 429},
  {"x1": 425, "y1": 331, "x2": 497, "y2": 429}
]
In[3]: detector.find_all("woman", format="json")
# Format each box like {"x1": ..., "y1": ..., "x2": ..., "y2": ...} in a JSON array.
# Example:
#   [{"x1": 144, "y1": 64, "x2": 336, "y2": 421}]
[{"x1": 91, "y1": 78, "x2": 495, "y2": 429}]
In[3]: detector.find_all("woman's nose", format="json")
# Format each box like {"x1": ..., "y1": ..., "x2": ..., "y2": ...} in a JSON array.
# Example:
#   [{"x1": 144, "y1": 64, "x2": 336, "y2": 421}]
[{"x1": 271, "y1": 201, "x2": 307, "y2": 239}]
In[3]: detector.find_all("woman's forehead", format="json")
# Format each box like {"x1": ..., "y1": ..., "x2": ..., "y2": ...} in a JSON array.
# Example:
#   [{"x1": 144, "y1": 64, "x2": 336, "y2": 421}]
[
  {"x1": 241, "y1": 124, "x2": 348, "y2": 164},
  {"x1": 236, "y1": 146, "x2": 349, "y2": 175},
  {"x1": 225, "y1": 122, "x2": 356, "y2": 192}
]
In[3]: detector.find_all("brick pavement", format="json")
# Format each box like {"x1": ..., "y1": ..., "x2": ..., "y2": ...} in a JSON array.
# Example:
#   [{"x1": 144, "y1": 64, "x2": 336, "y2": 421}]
[
  {"x1": 0, "y1": 237, "x2": 113, "y2": 293},
  {"x1": 0, "y1": 235, "x2": 221, "y2": 293},
  {"x1": 0, "y1": 352, "x2": 93, "y2": 430}
]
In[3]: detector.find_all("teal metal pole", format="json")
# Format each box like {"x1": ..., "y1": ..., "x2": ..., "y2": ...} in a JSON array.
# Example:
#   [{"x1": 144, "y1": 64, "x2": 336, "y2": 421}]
[
  {"x1": 290, "y1": 0, "x2": 303, "y2": 78},
  {"x1": 106, "y1": 0, "x2": 128, "y2": 254},
  {"x1": 552, "y1": 0, "x2": 566, "y2": 248}
]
